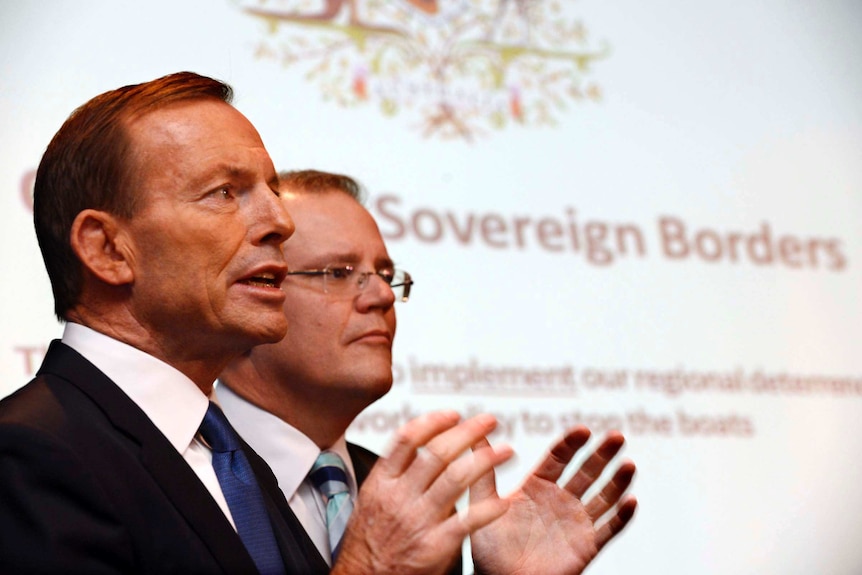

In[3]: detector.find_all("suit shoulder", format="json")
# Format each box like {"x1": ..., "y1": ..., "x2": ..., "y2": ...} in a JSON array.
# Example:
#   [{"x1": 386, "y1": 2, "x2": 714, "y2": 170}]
[
  {"x1": 0, "y1": 374, "x2": 67, "y2": 427},
  {"x1": 0, "y1": 373, "x2": 121, "y2": 466}
]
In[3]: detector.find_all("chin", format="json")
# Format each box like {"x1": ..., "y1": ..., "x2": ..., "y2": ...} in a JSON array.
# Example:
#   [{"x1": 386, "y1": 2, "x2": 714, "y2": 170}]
[
  {"x1": 355, "y1": 384, "x2": 393, "y2": 408},
  {"x1": 347, "y1": 369, "x2": 394, "y2": 400},
  {"x1": 238, "y1": 318, "x2": 288, "y2": 346},
  {"x1": 369, "y1": 375, "x2": 395, "y2": 399}
]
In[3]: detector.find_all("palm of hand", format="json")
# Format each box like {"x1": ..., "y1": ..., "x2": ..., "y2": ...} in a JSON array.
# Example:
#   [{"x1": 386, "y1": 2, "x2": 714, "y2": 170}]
[
  {"x1": 472, "y1": 475, "x2": 598, "y2": 575},
  {"x1": 470, "y1": 428, "x2": 637, "y2": 575}
]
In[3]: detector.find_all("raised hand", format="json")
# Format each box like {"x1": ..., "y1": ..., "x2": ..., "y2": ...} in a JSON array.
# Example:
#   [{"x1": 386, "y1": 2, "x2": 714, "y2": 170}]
[
  {"x1": 470, "y1": 426, "x2": 637, "y2": 575},
  {"x1": 333, "y1": 410, "x2": 514, "y2": 575}
]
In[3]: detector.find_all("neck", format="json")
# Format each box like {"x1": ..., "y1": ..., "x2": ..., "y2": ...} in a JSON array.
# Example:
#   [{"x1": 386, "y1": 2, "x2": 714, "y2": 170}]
[
  {"x1": 220, "y1": 362, "x2": 364, "y2": 450},
  {"x1": 67, "y1": 306, "x2": 231, "y2": 395}
]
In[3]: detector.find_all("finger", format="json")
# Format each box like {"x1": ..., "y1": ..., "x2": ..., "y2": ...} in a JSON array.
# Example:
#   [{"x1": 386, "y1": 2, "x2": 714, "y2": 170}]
[
  {"x1": 443, "y1": 494, "x2": 511, "y2": 541},
  {"x1": 583, "y1": 459, "x2": 636, "y2": 520},
  {"x1": 425, "y1": 441, "x2": 514, "y2": 513},
  {"x1": 379, "y1": 410, "x2": 461, "y2": 476},
  {"x1": 594, "y1": 494, "x2": 638, "y2": 552},
  {"x1": 469, "y1": 437, "x2": 500, "y2": 505},
  {"x1": 564, "y1": 430, "x2": 625, "y2": 498},
  {"x1": 403, "y1": 413, "x2": 499, "y2": 489},
  {"x1": 532, "y1": 425, "x2": 591, "y2": 483}
]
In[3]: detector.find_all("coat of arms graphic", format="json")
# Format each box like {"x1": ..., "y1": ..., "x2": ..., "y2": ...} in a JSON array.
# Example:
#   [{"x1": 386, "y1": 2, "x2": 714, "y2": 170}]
[{"x1": 239, "y1": 0, "x2": 609, "y2": 140}]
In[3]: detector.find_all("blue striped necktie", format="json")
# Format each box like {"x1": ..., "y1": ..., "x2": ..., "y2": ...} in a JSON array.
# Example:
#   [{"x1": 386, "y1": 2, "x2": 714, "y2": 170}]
[
  {"x1": 309, "y1": 451, "x2": 354, "y2": 561},
  {"x1": 198, "y1": 401, "x2": 285, "y2": 575}
]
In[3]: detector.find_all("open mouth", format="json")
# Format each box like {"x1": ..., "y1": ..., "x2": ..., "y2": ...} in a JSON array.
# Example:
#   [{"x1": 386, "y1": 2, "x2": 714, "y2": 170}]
[{"x1": 240, "y1": 273, "x2": 279, "y2": 288}]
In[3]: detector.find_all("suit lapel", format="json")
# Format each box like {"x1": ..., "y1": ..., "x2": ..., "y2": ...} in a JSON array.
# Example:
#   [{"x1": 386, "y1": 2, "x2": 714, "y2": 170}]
[
  {"x1": 245, "y1": 444, "x2": 331, "y2": 575},
  {"x1": 38, "y1": 341, "x2": 259, "y2": 573},
  {"x1": 347, "y1": 442, "x2": 379, "y2": 487}
]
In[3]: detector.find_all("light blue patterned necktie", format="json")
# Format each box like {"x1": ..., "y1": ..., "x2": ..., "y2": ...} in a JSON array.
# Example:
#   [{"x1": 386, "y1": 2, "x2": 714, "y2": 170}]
[
  {"x1": 199, "y1": 401, "x2": 286, "y2": 575},
  {"x1": 309, "y1": 451, "x2": 354, "y2": 561}
]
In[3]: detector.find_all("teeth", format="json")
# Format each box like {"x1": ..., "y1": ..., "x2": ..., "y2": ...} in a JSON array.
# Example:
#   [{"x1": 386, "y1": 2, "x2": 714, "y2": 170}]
[{"x1": 242, "y1": 272, "x2": 278, "y2": 287}]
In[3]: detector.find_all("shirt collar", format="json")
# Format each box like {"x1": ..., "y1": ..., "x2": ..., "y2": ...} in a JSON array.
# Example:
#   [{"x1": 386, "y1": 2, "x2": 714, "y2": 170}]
[
  {"x1": 61, "y1": 322, "x2": 210, "y2": 454},
  {"x1": 215, "y1": 381, "x2": 357, "y2": 498}
]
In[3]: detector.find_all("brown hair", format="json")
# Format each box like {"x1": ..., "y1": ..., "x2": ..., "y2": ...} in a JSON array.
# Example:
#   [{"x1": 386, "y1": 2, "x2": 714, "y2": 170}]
[
  {"x1": 278, "y1": 169, "x2": 366, "y2": 204},
  {"x1": 34, "y1": 71, "x2": 233, "y2": 319}
]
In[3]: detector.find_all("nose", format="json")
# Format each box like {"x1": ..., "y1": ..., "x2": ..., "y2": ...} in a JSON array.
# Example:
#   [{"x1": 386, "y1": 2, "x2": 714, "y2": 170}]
[
  {"x1": 253, "y1": 186, "x2": 295, "y2": 246},
  {"x1": 356, "y1": 272, "x2": 396, "y2": 312}
]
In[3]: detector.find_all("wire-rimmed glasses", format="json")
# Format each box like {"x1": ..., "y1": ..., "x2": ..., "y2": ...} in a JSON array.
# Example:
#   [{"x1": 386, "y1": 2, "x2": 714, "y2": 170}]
[{"x1": 285, "y1": 264, "x2": 413, "y2": 302}]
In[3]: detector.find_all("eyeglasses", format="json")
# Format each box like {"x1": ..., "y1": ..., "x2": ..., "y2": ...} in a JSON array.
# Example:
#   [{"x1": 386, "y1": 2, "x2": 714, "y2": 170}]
[{"x1": 285, "y1": 265, "x2": 414, "y2": 302}]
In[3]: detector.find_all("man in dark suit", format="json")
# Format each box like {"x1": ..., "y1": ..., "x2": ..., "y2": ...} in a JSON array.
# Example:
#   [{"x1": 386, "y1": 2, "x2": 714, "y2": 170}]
[
  {"x1": 218, "y1": 170, "x2": 638, "y2": 574},
  {"x1": 0, "y1": 74, "x2": 514, "y2": 574}
]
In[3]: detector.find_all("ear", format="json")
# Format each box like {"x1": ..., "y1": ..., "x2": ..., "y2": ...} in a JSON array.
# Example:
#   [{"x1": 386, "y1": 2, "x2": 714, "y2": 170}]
[{"x1": 69, "y1": 209, "x2": 135, "y2": 286}]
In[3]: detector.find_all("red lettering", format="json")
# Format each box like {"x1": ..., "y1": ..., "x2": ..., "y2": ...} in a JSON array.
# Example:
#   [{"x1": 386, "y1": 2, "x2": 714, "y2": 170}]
[
  {"x1": 537, "y1": 218, "x2": 564, "y2": 251},
  {"x1": 694, "y1": 229, "x2": 723, "y2": 261},
  {"x1": 658, "y1": 216, "x2": 689, "y2": 259},
  {"x1": 778, "y1": 236, "x2": 803, "y2": 268},
  {"x1": 445, "y1": 211, "x2": 477, "y2": 244},
  {"x1": 14, "y1": 346, "x2": 47, "y2": 376},
  {"x1": 512, "y1": 216, "x2": 531, "y2": 249},
  {"x1": 20, "y1": 169, "x2": 36, "y2": 213},
  {"x1": 412, "y1": 208, "x2": 443, "y2": 241},
  {"x1": 480, "y1": 214, "x2": 508, "y2": 248},
  {"x1": 746, "y1": 222, "x2": 773, "y2": 265},
  {"x1": 374, "y1": 195, "x2": 406, "y2": 239}
]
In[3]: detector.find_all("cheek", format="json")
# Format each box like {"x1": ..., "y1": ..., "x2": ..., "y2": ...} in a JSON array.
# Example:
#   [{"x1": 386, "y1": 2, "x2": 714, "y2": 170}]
[
  {"x1": 129, "y1": 233, "x2": 184, "y2": 286},
  {"x1": 134, "y1": 226, "x2": 197, "y2": 268},
  {"x1": 283, "y1": 305, "x2": 334, "y2": 347},
  {"x1": 175, "y1": 236, "x2": 240, "y2": 291}
]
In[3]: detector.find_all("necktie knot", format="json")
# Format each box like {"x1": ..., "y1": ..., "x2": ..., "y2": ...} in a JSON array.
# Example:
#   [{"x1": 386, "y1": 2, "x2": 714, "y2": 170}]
[
  {"x1": 310, "y1": 452, "x2": 350, "y2": 499},
  {"x1": 199, "y1": 401, "x2": 240, "y2": 453}
]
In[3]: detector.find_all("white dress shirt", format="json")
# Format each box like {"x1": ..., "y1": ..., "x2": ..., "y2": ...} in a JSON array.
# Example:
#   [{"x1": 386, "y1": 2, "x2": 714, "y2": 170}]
[
  {"x1": 61, "y1": 322, "x2": 236, "y2": 528},
  {"x1": 216, "y1": 381, "x2": 358, "y2": 566}
]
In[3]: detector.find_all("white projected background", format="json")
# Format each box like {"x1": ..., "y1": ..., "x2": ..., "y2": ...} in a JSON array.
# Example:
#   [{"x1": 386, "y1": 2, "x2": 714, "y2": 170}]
[{"x1": 2, "y1": 2, "x2": 861, "y2": 574}]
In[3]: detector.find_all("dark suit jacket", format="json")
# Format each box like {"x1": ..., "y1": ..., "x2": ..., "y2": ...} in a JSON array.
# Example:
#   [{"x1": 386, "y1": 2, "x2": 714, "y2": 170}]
[
  {"x1": 0, "y1": 340, "x2": 322, "y2": 574},
  {"x1": 346, "y1": 443, "x2": 464, "y2": 575}
]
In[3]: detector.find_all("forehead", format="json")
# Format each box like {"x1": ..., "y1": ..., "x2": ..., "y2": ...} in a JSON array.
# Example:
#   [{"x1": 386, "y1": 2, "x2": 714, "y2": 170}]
[
  {"x1": 126, "y1": 99, "x2": 275, "y2": 190},
  {"x1": 282, "y1": 191, "x2": 389, "y2": 264}
]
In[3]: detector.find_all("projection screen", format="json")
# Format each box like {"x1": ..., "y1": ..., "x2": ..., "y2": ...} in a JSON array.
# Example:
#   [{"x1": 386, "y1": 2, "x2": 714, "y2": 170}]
[{"x1": 1, "y1": 1, "x2": 861, "y2": 573}]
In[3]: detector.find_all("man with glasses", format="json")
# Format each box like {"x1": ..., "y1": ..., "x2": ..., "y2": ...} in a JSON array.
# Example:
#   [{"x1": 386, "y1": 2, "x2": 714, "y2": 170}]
[{"x1": 218, "y1": 170, "x2": 637, "y2": 574}]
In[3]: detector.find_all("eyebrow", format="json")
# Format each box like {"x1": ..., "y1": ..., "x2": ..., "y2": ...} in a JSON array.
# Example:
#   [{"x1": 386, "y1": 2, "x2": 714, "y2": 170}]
[
  {"x1": 191, "y1": 163, "x2": 277, "y2": 190},
  {"x1": 301, "y1": 252, "x2": 395, "y2": 269},
  {"x1": 207, "y1": 163, "x2": 251, "y2": 180}
]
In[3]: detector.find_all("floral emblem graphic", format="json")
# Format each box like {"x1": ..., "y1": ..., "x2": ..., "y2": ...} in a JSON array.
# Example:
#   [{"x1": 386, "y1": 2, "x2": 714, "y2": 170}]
[{"x1": 239, "y1": 0, "x2": 609, "y2": 140}]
